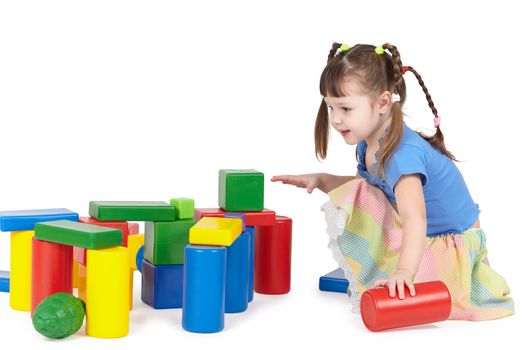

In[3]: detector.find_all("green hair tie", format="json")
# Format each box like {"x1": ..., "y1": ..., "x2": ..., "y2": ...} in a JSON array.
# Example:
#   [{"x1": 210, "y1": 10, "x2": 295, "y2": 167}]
[
  {"x1": 340, "y1": 43, "x2": 352, "y2": 52},
  {"x1": 375, "y1": 45, "x2": 385, "y2": 55}
]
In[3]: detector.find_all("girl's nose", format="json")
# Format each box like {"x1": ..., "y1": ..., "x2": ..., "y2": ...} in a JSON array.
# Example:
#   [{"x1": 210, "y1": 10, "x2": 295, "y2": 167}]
[{"x1": 331, "y1": 113, "x2": 342, "y2": 124}]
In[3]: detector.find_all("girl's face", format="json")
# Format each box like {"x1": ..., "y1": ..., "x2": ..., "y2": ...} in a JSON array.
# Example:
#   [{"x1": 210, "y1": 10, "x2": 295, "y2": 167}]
[{"x1": 324, "y1": 79, "x2": 393, "y2": 146}]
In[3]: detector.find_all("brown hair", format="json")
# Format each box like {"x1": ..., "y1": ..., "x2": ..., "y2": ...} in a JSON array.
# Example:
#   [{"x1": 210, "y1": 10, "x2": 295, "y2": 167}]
[{"x1": 315, "y1": 42, "x2": 459, "y2": 180}]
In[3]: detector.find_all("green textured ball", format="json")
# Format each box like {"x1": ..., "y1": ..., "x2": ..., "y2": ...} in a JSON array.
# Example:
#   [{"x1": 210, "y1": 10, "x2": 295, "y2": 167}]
[{"x1": 32, "y1": 292, "x2": 86, "y2": 339}]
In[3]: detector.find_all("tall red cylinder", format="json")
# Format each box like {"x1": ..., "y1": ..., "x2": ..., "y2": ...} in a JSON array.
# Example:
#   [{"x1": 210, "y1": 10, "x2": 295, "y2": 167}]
[
  {"x1": 360, "y1": 280, "x2": 451, "y2": 331},
  {"x1": 31, "y1": 238, "x2": 73, "y2": 314},
  {"x1": 254, "y1": 215, "x2": 292, "y2": 294}
]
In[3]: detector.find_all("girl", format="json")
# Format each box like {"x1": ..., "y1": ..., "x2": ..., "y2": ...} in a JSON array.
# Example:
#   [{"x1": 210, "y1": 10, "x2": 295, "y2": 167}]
[{"x1": 272, "y1": 42, "x2": 514, "y2": 321}]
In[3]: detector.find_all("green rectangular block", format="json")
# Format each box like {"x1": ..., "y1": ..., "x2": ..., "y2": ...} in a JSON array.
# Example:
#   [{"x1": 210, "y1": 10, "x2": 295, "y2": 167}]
[
  {"x1": 144, "y1": 220, "x2": 195, "y2": 265},
  {"x1": 218, "y1": 169, "x2": 264, "y2": 212},
  {"x1": 35, "y1": 220, "x2": 122, "y2": 249},
  {"x1": 89, "y1": 201, "x2": 176, "y2": 221}
]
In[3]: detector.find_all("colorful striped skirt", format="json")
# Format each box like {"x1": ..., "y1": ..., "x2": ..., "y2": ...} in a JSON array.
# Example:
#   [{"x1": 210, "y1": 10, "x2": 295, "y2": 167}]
[{"x1": 321, "y1": 178, "x2": 514, "y2": 321}]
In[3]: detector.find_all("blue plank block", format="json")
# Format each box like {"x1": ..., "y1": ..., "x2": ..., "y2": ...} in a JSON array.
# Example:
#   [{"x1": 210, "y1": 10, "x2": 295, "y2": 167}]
[
  {"x1": 0, "y1": 208, "x2": 79, "y2": 232},
  {"x1": 319, "y1": 268, "x2": 349, "y2": 294},
  {"x1": 141, "y1": 259, "x2": 184, "y2": 309},
  {"x1": 0, "y1": 270, "x2": 9, "y2": 293}
]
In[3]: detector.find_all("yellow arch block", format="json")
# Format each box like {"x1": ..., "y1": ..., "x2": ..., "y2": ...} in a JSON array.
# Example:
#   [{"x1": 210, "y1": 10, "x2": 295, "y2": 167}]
[
  {"x1": 72, "y1": 260, "x2": 79, "y2": 288},
  {"x1": 189, "y1": 217, "x2": 242, "y2": 246},
  {"x1": 78, "y1": 262, "x2": 86, "y2": 302},
  {"x1": 10, "y1": 230, "x2": 35, "y2": 311},
  {"x1": 127, "y1": 234, "x2": 144, "y2": 271},
  {"x1": 86, "y1": 246, "x2": 130, "y2": 338}
]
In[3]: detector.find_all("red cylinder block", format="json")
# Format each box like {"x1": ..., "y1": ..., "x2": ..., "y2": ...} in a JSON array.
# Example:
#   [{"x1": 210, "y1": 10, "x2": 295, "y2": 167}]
[
  {"x1": 31, "y1": 237, "x2": 73, "y2": 314},
  {"x1": 360, "y1": 280, "x2": 451, "y2": 331},
  {"x1": 254, "y1": 216, "x2": 292, "y2": 294}
]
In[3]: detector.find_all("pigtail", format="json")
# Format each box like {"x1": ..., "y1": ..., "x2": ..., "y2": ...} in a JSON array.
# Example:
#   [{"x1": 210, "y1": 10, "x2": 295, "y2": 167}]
[
  {"x1": 315, "y1": 99, "x2": 330, "y2": 160},
  {"x1": 375, "y1": 43, "x2": 406, "y2": 179},
  {"x1": 315, "y1": 42, "x2": 350, "y2": 160},
  {"x1": 404, "y1": 66, "x2": 460, "y2": 162},
  {"x1": 327, "y1": 42, "x2": 342, "y2": 63}
]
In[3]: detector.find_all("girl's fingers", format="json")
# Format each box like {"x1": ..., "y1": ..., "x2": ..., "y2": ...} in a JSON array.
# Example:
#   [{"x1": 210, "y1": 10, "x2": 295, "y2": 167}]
[
  {"x1": 271, "y1": 175, "x2": 291, "y2": 182},
  {"x1": 388, "y1": 282, "x2": 396, "y2": 298},
  {"x1": 272, "y1": 175, "x2": 295, "y2": 184},
  {"x1": 306, "y1": 181, "x2": 317, "y2": 194},
  {"x1": 407, "y1": 282, "x2": 416, "y2": 296},
  {"x1": 397, "y1": 280, "x2": 405, "y2": 299},
  {"x1": 272, "y1": 175, "x2": 307, "y2": 188},
  {"x1": 372, "y1": 279, "x2": 416, "y2": 298}
]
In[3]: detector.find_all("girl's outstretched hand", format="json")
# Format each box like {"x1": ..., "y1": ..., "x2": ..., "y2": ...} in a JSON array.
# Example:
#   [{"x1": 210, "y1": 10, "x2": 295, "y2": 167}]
[{"x1": 271, "y1": 174, "x2": 323, "y2": 194}]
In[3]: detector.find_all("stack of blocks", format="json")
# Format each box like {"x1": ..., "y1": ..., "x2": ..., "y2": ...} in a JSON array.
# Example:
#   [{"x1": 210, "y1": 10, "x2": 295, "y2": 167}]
[
  {"x1": 86, "y1": 201, "x2": 178, "y2": 315},
  {"x1": 74, "y1": 216, "x2": 139, "y2": 309},
  {"x1": 0, "y1": 209, "x2": 79, "y2": 311},
  {"x1": 141, "y1": 198, "x2": 196, "y2": 309},
  {"x1": 81, "y1": 200, "x2": 188, "y2": 337},
  {"x1": 182, "y1": 169, "x2": 293, "y2": 333},
  {"x1": 194, "y1": 170, "x2": 293, "y2": 298},
  {"x1": 33, "y1": 219, "x2": 128, "y2": 338},
  {"x1": 0, "y1": 169, "x2": 294, "y2": 338}
]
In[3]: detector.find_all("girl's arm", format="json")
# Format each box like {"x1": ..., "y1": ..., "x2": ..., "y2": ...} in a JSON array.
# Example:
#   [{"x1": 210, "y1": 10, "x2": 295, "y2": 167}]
[
  {"x1": 395, "y1": 174, "x2": 427, "y2": 277},
  {"x1": 318, "y1": 173, "x2": 357, "y2": 193},
  {"x1": 371, "y1": 174, "x2": 427, "y2": 299}
]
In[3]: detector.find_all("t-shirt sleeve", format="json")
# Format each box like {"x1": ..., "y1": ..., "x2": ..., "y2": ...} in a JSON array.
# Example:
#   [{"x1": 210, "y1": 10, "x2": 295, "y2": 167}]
[{"x1": 385, "y1": 144, "x2": 428, "y2": 191}]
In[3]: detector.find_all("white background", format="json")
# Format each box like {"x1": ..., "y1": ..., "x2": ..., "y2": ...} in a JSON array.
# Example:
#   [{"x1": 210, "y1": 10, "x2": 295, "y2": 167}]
[{"x1": 0, "y1": 0, "x2": 523, "y2": 348}]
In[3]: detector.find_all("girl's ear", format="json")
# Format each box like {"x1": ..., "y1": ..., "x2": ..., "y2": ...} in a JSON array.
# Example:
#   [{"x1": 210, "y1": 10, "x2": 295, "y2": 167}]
[{"x1": 377, "y1": 91, "x2": 393, "y2": 113}]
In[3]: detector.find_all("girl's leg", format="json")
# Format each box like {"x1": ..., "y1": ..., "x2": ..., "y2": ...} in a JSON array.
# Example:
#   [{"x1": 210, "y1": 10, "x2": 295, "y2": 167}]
[{"x1": 322, "y1": 178, "x2": 514, "y2": 320}]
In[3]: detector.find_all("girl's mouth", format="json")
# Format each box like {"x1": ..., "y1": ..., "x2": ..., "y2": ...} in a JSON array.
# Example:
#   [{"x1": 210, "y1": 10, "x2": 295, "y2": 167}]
[{"x1": 341, "y1": 130, "x2": 350, "y2": 136}]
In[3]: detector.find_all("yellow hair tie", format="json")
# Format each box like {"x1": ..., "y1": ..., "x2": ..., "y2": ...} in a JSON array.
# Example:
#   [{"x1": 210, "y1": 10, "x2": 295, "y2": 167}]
[
  {"x1": 336, "y1": 43, "x2": 352, "y2": 55},
  {"x1": 340, "y1": 43, "x2": 352, "y2": 52},
  {"x1": 375, "y1": 45, "x2": 385, "y2": 55}
]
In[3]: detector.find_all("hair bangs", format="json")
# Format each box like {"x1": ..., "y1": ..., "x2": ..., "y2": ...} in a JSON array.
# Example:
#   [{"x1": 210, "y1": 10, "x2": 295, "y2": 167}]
[{"x1": 319, "y1": 62, "x2": 349, "y2": 98}]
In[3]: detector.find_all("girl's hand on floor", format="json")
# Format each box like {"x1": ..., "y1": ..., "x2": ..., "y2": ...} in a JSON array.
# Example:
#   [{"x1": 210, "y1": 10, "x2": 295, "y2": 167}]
[
  {"x1": 271, "y1": 174, "x2": 322, "y2": 194},
  {"x1": 371, "y1": 269, "x2": 416, "y2": 299}
]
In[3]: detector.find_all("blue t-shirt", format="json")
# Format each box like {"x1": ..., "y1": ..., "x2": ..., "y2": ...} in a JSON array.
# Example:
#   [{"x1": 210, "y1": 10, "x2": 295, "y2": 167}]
[{"x1": 356, "y1": 121, "x2": 480, "y2": 237}]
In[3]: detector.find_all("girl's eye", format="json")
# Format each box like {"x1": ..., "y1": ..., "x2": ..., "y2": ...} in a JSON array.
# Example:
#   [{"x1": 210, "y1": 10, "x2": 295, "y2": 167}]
[{"x1": 326, "y1": 105, "x2": 351, "y2": 112}]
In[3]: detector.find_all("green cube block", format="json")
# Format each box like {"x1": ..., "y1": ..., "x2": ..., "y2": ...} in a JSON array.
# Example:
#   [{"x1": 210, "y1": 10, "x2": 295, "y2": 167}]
[
  {"x1": 169, "y1": 198, "x2": 195, "y2": 220},
  {"x1": 35, "y1": 220, "x2": 122, "y2": 249},
  {"x1": 89, "y1": 201, "x2": 176, "y2": 222},
  {"x1": 144, "y1": 220, "x2": 195, "y2": 265},
  {"x1": 218, "y1": 169, "x2": 264, "y2": 212}
]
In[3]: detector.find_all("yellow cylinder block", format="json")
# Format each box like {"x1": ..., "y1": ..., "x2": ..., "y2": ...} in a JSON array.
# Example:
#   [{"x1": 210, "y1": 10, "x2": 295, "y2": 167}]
[
  {"x1": 9, "y1": 230, "x2": 35, "y2": 311},
  {"x1": 86, "y1": 246, "x2": 130, "y2": 338},
  {"x1": 129, "y1": 268, "x2": 133, "y2": 310}
]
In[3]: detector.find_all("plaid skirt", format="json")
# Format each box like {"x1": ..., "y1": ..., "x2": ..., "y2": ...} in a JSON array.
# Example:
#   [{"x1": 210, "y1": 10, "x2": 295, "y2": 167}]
[{"x1": 321, "y1": 178, "x2": 514, "y2": 321}]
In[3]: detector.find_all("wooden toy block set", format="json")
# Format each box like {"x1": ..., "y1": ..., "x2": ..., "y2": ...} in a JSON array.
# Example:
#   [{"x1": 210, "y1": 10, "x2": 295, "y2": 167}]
[{"x1": 0, "y1": 169, "x2": 293, "y2": 338}]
